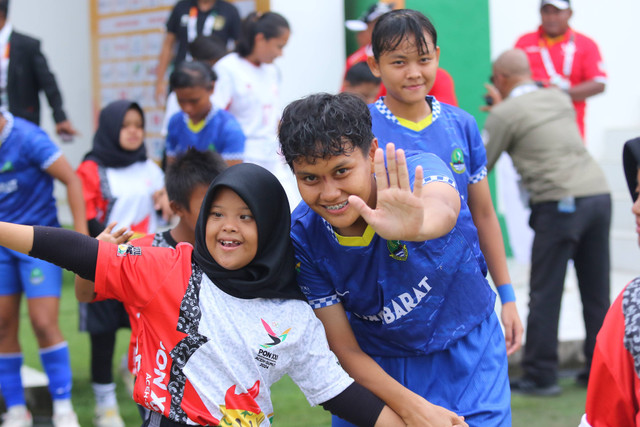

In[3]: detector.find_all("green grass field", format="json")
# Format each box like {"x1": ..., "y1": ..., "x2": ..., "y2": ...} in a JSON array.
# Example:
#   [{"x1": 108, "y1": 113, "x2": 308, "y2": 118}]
[{"x1": 13, "y1": 271, "x2": 587, "y2": 426}]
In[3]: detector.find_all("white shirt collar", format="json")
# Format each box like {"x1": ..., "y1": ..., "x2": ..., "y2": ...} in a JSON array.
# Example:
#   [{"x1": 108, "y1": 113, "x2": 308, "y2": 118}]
[
  {"x1": 508, "y1": 82, "x2": 539, "y2": 99},
  {"x1": 0, "y1": 22, "x2": 13, "y2": 47}
]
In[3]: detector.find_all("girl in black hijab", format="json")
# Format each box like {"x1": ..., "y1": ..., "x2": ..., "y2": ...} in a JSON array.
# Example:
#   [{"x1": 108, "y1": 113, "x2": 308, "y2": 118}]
[
  {"x1": 581, "y1": 137, "x2": 640, "y2": 426},
  {"x1": 76, "y1": 100, "x2": 165, "y2": 426},
  {"x1": 84, "y1": 100, "x2": 147, "y2": 169},
  {"x1": 193, "y1": 162, "x2": 304, "y2": 300},
  {"x1": 0, "y1": 164, "x2": 404, "y2": 426}
]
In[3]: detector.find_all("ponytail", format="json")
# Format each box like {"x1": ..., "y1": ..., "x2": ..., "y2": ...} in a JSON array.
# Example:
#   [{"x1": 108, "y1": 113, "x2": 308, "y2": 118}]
[{"x1": 236, "y1": 11, "x2": 289, "y2": 58}]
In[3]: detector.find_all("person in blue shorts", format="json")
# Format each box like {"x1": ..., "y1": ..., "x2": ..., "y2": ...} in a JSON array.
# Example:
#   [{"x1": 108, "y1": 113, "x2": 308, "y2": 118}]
[
  {"x1": 0, "y1": 111, "x2": 87, "y2": 426},
  {"x1": 278, "y1": 93, "x2": 511, "y2": 427},
  {"x1": 365, "y1": 9, "x2": 523, "y2": 355},
  {"x1": 165, "y1": 61, "x2": 245, "y2": 167}
]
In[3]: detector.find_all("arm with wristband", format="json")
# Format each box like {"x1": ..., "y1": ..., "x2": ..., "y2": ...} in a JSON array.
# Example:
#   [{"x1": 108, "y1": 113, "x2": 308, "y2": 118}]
[
  {"x1": 497, "y1": 283, "x2": 516, "y2": 303},
  {"x1": 467, "y1": 178, "x2": 523, "y2": 356}
]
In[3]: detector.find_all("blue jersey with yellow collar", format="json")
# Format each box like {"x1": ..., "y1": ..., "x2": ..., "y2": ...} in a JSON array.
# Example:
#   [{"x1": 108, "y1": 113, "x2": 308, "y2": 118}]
[
  {"x1": 290, "y1": 152, "x2": 494, "y2": 357},
  {"x1": 369, "y1": 96, "x2": 487, "y2": 202},
  {"x1": 0, "y1": 113, "x2": 61, "y2": 227},
  {"x1": 166, "y1": 106, "x2": 245, "y2": 162}
]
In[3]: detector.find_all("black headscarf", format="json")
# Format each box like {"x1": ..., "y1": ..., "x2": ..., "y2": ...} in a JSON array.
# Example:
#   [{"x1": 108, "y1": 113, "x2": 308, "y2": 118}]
[
  {"x1": 623, "y1": 138, "x2": 640, "y2": 201},
  {"x1": 193, "y1": 163, "x2": 305, "y2": 300},
  {"x1": 84, "y1": 100, "x2": 147, "y2": 168}
]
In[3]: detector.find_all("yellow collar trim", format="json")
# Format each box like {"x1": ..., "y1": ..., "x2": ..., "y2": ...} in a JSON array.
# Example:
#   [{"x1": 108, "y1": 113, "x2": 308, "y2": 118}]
[
  {"x1": 187, "y1": 118, "x2": 207, "y2": 133},
  {"x1": 396, "y1": 113, "x2": 433, "y2": 131},
  {"x1": 334, "y1": 224, "x2": 376, "y2": 247}
]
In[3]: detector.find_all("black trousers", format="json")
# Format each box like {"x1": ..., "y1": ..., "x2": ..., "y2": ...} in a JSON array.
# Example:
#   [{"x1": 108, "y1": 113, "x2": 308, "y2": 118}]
[
  {"x1": 522, "y1": 194, "x2": 611, "y2": 385},
  {"x1": 142, "y1": 411, "x2": 190, "y2": 427}
]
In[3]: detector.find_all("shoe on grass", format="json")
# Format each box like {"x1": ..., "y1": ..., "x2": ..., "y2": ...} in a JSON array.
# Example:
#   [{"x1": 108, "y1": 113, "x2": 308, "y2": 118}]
[
  {"x1": 94, "y1": 406, "x2": 125, "y2": 427},
  {"x1": 576, "y1": 369, "x2": 590, "y2": 388},
  {"x1": 1, "y1": 406, "x2": 32, "y2": 427},
  {"x1": 52, "y1": 410, "x2": 80, "y2": 427},
  {"x1": 510, "y1": 376, "x2": 562, "y2": 396},
  {"x1": 119, "y1": 353, "x2": 135, "y2": 397}
]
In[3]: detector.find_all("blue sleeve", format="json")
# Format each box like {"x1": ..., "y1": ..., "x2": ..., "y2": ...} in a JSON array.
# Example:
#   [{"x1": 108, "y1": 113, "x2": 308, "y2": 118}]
[
  {"x1": 217, "y1": 112, "x2": 245, "y2": 159},
  {"x1": 25, "y1": 127, "x2": 61, "y2": 170},
  {"x1": 165, "y1": 114, "x2": 181, "y2": 157},
  {"x1": 290, "y1": 219, "x2": 341, "y2": 310},
  {"x1": 406, "y1": 151, "x2": 458, "y2": 192},
  {"x1": 464, "y1": 117, "x2": 488, "y2": 185}
]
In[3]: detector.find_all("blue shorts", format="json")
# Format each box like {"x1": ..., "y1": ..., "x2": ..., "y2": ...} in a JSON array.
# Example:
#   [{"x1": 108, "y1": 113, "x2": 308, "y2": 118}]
[
  {"x1": 332, "y1": 312, "x2": 511, "y2": 427},
  {"x1": 0, "y1": 246, "x2": 62, "y2": 298}
]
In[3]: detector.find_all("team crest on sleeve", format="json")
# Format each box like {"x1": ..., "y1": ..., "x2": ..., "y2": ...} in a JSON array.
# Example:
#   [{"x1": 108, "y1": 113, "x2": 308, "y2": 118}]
[
  {"x1": 0, "y1": 161, "x2": 13, "y2": 172},
  {"x1": 116, "y1": 244, "x2": 142, "y2": 257},
  {"x1": 450, "y1": 148, "x2": 466, "y2": 174},
  {"x1": 387, "y1": 240, "x2": 408, "y2": 261}
]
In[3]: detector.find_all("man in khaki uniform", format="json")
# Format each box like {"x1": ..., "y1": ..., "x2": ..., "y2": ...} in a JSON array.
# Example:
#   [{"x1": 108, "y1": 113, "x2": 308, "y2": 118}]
[{"x1": 483, "y1": 49, "x2": 610, "y2": 396}]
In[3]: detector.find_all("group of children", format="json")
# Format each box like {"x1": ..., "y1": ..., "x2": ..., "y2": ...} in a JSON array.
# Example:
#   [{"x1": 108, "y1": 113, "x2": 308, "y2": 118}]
[{"x1": 0, "y1": 7, "x2": 531, "y2": 427}]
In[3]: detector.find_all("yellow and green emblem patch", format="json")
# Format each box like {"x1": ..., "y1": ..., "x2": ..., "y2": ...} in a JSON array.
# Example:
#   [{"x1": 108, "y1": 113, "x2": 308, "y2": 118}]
[
  {"x1": 450, "y1": 148, "x2": 466, "y2": 174},
  {"x1": 387, "y1": 240, "x2": 408, "y2": 261}
]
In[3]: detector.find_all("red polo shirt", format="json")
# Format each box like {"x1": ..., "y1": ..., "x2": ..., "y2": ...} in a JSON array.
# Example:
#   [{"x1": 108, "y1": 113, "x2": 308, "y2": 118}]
[{"x1": 515, "y1": 26, "x2": 607, "y2": 138}]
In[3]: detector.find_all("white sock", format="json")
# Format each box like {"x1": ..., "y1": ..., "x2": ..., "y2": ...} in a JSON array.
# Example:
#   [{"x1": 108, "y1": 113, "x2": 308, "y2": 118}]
[
  {"x1": 92, "y1": 382, "x2": 118, "y2": 408},
  {"x1": 52, "y1": 398, "x2": 73, "y2": 415},
  {"x1": 6, "y1": 405, "x2": 28, "y2": 415}
]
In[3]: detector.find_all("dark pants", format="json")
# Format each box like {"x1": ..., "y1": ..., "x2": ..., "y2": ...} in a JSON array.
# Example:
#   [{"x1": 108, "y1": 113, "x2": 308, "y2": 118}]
[
  {"x1": 142, "y1": 411, "x2": 190, "y2": 427},
  {"x1": 523, "y1": 194, "x2": 611, "y2": 385}
]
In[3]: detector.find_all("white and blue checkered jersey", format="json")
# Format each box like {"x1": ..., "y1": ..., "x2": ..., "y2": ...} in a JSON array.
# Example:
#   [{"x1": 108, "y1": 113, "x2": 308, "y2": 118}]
[
  {"x1": 291, "y1": 152, "x2": 495, "y2": 357},
  {"x1": 370, "y1": 96, "x2": 488, "y2": 202},
  {"x1": 0, "y1": 113, "x2": 61, "y2": 227}
]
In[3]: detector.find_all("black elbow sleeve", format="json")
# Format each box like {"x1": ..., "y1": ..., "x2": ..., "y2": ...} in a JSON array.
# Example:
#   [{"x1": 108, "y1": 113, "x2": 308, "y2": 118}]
[{"x1": 320, "y1": 382, "x2": 386, "y2": 427}]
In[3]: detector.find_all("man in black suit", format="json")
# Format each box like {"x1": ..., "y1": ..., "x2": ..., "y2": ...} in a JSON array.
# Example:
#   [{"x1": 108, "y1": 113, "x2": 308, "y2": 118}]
[{"x1": 0, "y1": 0, "x2": 77, "y2": 140}]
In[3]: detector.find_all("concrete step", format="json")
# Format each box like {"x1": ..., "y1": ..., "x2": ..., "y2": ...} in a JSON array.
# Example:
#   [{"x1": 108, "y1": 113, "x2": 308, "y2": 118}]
[{"x1": 493, "y1": 259, "x2": 637, "y2": 368}]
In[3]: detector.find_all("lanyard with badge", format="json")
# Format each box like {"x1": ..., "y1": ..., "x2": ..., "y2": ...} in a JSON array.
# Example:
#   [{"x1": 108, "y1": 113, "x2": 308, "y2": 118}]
[
  {"x1": 538, "y1": 31, "x2": 575, "y2": 92},
  {"x1": 186, "y1": 6, "x2": 225, "y2": 61},
  {"x1": 0, "y1": 36, "x2": 9, "y2": 108}
]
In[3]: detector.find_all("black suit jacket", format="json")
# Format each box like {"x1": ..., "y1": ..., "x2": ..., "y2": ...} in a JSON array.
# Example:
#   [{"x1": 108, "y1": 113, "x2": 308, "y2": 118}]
[{"x1": 7, "y1": 31, "x2": 67, "y2": 125}]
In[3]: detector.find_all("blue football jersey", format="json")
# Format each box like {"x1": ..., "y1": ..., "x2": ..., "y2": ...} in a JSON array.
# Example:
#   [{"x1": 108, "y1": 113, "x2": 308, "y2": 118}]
[
  {"x1": 370, "y1": 96, "x2": 488, "y2": 202},
  {"x1": 0, "y1": 114, "x2": 61, "y2": 227},
  {"x1": 291, "y1": 152, "x2": 494, "y2": 357},
  {"x1": 166, "y1": 107, "x2": 245, "y2": 161}
]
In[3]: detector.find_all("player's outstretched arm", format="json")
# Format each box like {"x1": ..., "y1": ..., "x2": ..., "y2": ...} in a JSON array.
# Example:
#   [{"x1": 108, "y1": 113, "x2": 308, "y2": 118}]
[
  {"x1": 0, "y1": 222, "x2": 98, "y2": 286},
  {"x1": 348, "y1": 143, "x2": 459, "y2": 242},
  {"x1": 315, "y1": 303, "x2": 467, "y2": 427},
  {"x1": 0, "y1": 221, "x2": 34, "y2": 254},
  {"x1": 75, "y1": 222, "x2": 133, "y2": 302}
]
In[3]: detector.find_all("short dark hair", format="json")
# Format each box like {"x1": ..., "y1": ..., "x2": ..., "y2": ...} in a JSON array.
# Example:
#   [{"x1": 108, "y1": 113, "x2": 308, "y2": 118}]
[
  {"x1": 165, "y1": 148, "x2": 227, "y2": 211},
  {"x1": 188, "y1": 35, "x2": 227, "y2": 63},
  {"x1": 169, "y1": 61, "x2": 217, "y2": 90},
  {"x1": 345, "y1": 62, "x2": 381, "y2": 86},
  {"x1": 237, "y1": 12, "x2": 289, "y2": 58},
  {"x1": 371, "y1": 9, "x2": 437, "y2": 60},
  {"x1": 278, "y1": 93, "x2": 374, "y2": 168}
]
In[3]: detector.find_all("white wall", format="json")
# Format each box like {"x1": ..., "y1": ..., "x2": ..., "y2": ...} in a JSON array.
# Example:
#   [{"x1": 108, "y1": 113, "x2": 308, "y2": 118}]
[
  {"x1": 10, "y1": 0, "x2": 92, "y2": 167},
  {"x1": 270, "y1": 0, "x2": 345, "y2": 107},
  {"x1": 488, "y1": 0, "x2": 640, "y2": 158}
]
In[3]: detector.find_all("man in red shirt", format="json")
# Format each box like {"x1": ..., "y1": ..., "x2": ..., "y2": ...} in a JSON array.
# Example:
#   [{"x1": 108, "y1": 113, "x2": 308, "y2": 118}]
[
  {"x1": 515, "y1": 0, "x2": 606, "y2": 138},
  {"x1": 344, "y1": 2, "x2": 392, "y2": 73}
]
